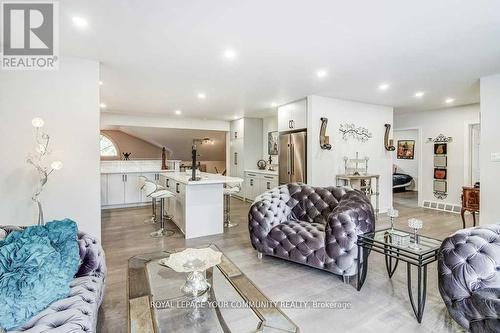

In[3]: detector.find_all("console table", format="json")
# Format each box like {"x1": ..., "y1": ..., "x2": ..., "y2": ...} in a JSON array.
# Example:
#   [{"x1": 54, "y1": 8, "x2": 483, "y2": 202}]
[
  {"x1": 461, "y1": 186, "x2": 480, "y2": 228},
  {"x1": 336, "y1": 174, "x2": 380, "y2": 217}
]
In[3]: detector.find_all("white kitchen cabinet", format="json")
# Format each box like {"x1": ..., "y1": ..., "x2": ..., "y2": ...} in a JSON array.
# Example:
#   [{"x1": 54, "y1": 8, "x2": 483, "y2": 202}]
[
  {"x1": 245, "y1": 172, "x2": 260, "y2": 200},
  {"x1": 124, "y1": 173, "x2": 141, "y2": 204},
  {"x1": 278, "y1": 98, "x2": 307, "y2": 131},
  {"x1": 230, "y1": 118, "x2": 245, "y2": 140},
  {"x1": 262, "y1": 174, "x2": 279, "y2": 191},
  {"x1": 106, "y1": 174, "x2": 126, "y2": 205},
  {"x1": 102, "y1": 173, "x2": 146, "y2": 207},
  {"x1": 229, "y1": 118, "x2": 263, "y2": 199},
  {"x1": 244, "y1": 171, "x2": 279, "y2": 201}
]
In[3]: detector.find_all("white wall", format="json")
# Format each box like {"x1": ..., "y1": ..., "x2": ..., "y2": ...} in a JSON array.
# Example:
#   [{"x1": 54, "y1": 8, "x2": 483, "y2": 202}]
[
  {"x1": 0, "y1": 58, "x2": 101, "y2": 238},
  {"x1": 101, "y1": 111, "x2": 230, "y2": 131},
  {"x1": 480, "y1": 74, "x2": 500, "y2": 225},
  {"x1": 307, "y1": 95, "x2": 394, "y2": 213},
  {"x1": 393, "y1": 129, "x2": 419, "y2": 190},
  {"x1": 395, "y1": 104, "x2": 480, "y2": 207},
  {"x1": 262, "y1": 116, "x2": 278, "y2": 164}
]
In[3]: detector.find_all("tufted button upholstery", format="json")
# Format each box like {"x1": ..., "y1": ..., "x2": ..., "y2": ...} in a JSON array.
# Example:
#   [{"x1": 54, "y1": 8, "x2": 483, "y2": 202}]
[
  {"x1": 1, "y1": 227, "x2": 106, "y2": 333},
  {"x1": 438, "y1": 224, "x2": 500, "y2": 332},
  {"x1": 248, "y1": 184, "x2": 375, "y2": 277}
]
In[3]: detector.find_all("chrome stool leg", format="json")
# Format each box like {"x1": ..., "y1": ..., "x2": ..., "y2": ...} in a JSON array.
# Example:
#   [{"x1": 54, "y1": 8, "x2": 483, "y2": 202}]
[
  {"x1": 150, "y1": 197, "x2": 175, "y2": 238},
  {"x1": 144, "y1": 198, "x2": 157, "y2": 224},
  {"x1": 224, "y1": 193, "x2": 238, "y2": 228}
]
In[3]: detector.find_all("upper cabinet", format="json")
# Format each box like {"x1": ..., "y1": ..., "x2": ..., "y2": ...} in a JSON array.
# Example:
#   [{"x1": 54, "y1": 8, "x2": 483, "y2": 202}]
[
  {"x1": 230, "y1": 118, "x2": 245, "y2": 140},
  {"x1": 278, "y1": 98, "x2": 307, "y2": 132}
]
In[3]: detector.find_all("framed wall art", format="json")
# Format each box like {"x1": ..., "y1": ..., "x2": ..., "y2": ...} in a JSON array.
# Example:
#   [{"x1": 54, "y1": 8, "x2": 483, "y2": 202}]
[
  {"x1": 434, "y1": 155, "x2": 447, "y2": 168},
  {"x1": 397, "y1": 140, "x2": 415, "y2": 159},
  {"x1": 434, "y1": 180, "x2": 447, "y2": 193},
  {"x1": 434, "y1": 168, "x2": 447, "y2": 180},
  {"x1": 434, "y1": 143, "x2": 447, "y2": 155},
  {"x1": 268, "y1": 131, "x2": 278, "y2": 155}
]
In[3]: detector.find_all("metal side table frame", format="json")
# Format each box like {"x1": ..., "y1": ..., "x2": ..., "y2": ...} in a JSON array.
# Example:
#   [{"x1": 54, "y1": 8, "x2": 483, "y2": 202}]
[{"x1": 356, "y1": 228, "x2": 441, "y2": 323}]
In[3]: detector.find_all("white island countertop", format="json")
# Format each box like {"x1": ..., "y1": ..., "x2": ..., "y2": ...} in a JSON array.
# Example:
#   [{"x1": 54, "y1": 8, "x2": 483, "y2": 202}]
[
  {"x1": 244, "y1": 169, "x2": 279, "y2": 176},
  {"x1": 160, "y1": 171, "x2": 243, "y2": 185}
]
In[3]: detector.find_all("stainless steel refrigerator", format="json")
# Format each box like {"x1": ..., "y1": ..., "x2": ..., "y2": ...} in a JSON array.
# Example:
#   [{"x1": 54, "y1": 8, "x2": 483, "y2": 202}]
[{"x1": 279, "y1": 131, "x2": 307, "y2": 184}]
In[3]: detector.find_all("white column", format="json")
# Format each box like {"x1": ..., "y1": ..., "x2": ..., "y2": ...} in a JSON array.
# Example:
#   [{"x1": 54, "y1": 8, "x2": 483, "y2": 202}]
[{"x1": 479, "y1": 73, "x2": 500, "y2": 225}]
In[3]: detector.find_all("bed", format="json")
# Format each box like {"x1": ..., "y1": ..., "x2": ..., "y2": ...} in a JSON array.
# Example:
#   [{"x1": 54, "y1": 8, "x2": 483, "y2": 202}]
[{"x1": 393, "y1": 172, "x2": 413, "y2": 191}]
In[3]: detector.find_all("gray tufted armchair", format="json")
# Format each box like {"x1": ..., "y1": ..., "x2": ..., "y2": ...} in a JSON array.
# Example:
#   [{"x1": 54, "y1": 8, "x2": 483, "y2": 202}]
[
  {"x1": 248, "y1": 183, "x2": 375, "y2": 278},
  {"x1": 438, "y1": 224, "x2": 500, "y2": 332},
  {"x1": 2, "y1": 226, "x2": 106, "y2": 333}
]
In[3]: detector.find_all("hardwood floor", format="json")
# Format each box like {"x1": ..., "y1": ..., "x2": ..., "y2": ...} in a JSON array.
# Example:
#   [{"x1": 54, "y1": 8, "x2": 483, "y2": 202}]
[{"x1": 98, "y1": 192, "x2": 469, "y2": 332}]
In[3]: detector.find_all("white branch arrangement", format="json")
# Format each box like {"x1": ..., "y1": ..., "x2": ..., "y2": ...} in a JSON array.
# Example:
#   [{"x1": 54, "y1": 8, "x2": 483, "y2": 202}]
[
  {"x1": 339, "y1": 123, "x2": 372, "y2": 142},
  {"x1": 26, "y1": 117, "x2": 63, "y2": 225}
]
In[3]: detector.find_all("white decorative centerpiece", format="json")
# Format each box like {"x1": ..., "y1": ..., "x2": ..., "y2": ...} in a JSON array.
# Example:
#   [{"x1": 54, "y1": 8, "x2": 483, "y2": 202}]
[
  {"x1": 159, "y1": 248, "x2": 222, "y2": 297},
  {"x1": 26, "y1": 117, "x2": 63, "y2": 225},
  {"x1": 408, "y1": 218, "x2": 424, "y2": 250}
]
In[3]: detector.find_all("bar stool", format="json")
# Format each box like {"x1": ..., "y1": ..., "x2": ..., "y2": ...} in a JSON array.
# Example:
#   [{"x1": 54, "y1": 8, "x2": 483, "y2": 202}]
[
  {"x1": 139, "y1": 176, "x2": 159, "y2": 224},
  {"x1": 223, "y1": 184, "x2": 240, "y2": 228},
  {"x1": 143, "y1": 180, "x2": 176, "y2": 238}
]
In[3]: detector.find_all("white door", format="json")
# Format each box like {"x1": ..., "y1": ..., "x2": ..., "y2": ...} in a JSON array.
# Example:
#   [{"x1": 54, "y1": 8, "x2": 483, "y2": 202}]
[
  {"x1": 107, "y1": 173, "x2": 125, "y2": 205},
  {"x1": 124, "y1": 173, "x2": 141, "y2": 204}
]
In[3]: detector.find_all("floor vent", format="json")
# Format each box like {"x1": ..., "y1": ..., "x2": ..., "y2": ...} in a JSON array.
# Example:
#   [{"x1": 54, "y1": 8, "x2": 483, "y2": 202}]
[{"x1": 422, "y1": 200, "x2": 461, "y2": 214}]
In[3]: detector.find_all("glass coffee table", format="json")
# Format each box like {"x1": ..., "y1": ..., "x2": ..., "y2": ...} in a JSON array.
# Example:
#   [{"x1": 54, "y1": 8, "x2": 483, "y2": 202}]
[
  {"x1": 128, "y1": 244, "x2": 299, "y2": 333},
  {"x1": 356, "y1": 228, "x2": 442, "y2": 323}
]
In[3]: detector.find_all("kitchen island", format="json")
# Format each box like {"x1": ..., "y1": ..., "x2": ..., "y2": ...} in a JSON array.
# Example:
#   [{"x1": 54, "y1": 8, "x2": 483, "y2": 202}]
[{"x1": 159, "y1": 172, "x2": 243, "y2": 239}]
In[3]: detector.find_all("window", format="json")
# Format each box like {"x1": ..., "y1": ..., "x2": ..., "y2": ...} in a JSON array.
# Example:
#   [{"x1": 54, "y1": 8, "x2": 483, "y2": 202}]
[{"x1": 100, "y1": 134, "x2": 118, "y2": 157}]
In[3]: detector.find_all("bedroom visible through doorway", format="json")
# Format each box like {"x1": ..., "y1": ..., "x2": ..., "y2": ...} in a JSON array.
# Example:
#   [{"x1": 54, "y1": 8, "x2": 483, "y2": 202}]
[{"x1": 393, "y1": 129, "x2": 420, "y2": 208}]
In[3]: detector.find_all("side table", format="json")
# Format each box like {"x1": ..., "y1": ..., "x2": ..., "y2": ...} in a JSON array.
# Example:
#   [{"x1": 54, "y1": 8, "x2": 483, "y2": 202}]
[{"x1": 356, "y1": 228, "x2": 442, "y2": 323}]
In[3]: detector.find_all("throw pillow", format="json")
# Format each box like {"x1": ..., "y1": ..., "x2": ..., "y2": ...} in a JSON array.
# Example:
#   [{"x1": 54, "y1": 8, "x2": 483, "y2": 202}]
[
  {"x1": 0, "y1": 228, "x2": 6, "y2": 241},
  {"x1": 0, "y1": 219, "x2": 80, "y2": 331}
]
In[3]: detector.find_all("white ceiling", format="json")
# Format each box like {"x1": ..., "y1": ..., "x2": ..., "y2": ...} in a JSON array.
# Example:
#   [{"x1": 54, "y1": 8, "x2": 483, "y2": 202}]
[
  {"x1": 60, "y1": 0, "x2": 500, "y2": 119},
  {"x1": 106, "y1": 126, "x2": 227, "y2": 161}
]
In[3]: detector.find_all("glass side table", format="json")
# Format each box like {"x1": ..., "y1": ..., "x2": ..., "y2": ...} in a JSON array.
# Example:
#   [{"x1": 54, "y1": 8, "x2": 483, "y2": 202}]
[{"x1": 356, "y1": 228, "x2": 442, "y2": 323}]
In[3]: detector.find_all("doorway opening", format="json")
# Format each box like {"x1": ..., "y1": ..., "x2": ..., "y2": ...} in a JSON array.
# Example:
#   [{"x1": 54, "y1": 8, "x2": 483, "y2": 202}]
[{"x1": 393, "y1": 128, "x2": 421, "y2": 209}]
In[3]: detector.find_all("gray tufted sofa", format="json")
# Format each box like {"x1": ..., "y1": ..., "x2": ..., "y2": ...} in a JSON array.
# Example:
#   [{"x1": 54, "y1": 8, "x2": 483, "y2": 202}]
[
  {"x1": 248, "y1": 183, "x2": 375, "y2": 278},
  {"x1": 1, "y1": 226, "x2": 106, "y2": 333},
  {"x1": 438, "y1": 224, "x2": 500, "y2": 332}
]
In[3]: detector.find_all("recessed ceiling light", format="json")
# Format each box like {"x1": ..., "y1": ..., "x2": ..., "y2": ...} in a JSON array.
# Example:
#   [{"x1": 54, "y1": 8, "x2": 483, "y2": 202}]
[
  {"x1": 99, "y1": 103, "x2": 107, "y2": 109},
  {"x1": 197, "y1": 93, "x2": 206, "y2": 99},
  {"x1": 316, "y1": 69, "x2": 328, "y2": 78},
  {"x1": 271, "y1": 102, "x2": 278, "y2": 108},
  {"x1": 223, "y1": 48, "x2": 236, "y2": 60},
  {"x1": 415, "y1": 91, "x2": 424, "y2": 98},
  {"x1": 175, "y1": 110, "x2": 182, "y2": 115},
  {"x1": 445, "y1": 98, "x2": 455, "y2": 104},
  {"x1": 99, "y1": 81, "x2": 103, "y2": 86},
  {"x1": 72, "y1": 17, "x2": 88, "y2": 29},
  {"x1": 378, "y1": 83, "x2": 390, "y2": 91}
]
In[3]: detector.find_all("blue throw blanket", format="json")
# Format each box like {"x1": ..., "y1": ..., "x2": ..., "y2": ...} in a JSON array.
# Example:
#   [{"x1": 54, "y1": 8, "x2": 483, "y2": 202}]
[{"x1": 0, "y1": 219, "x2": 80, "y2": 331}]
